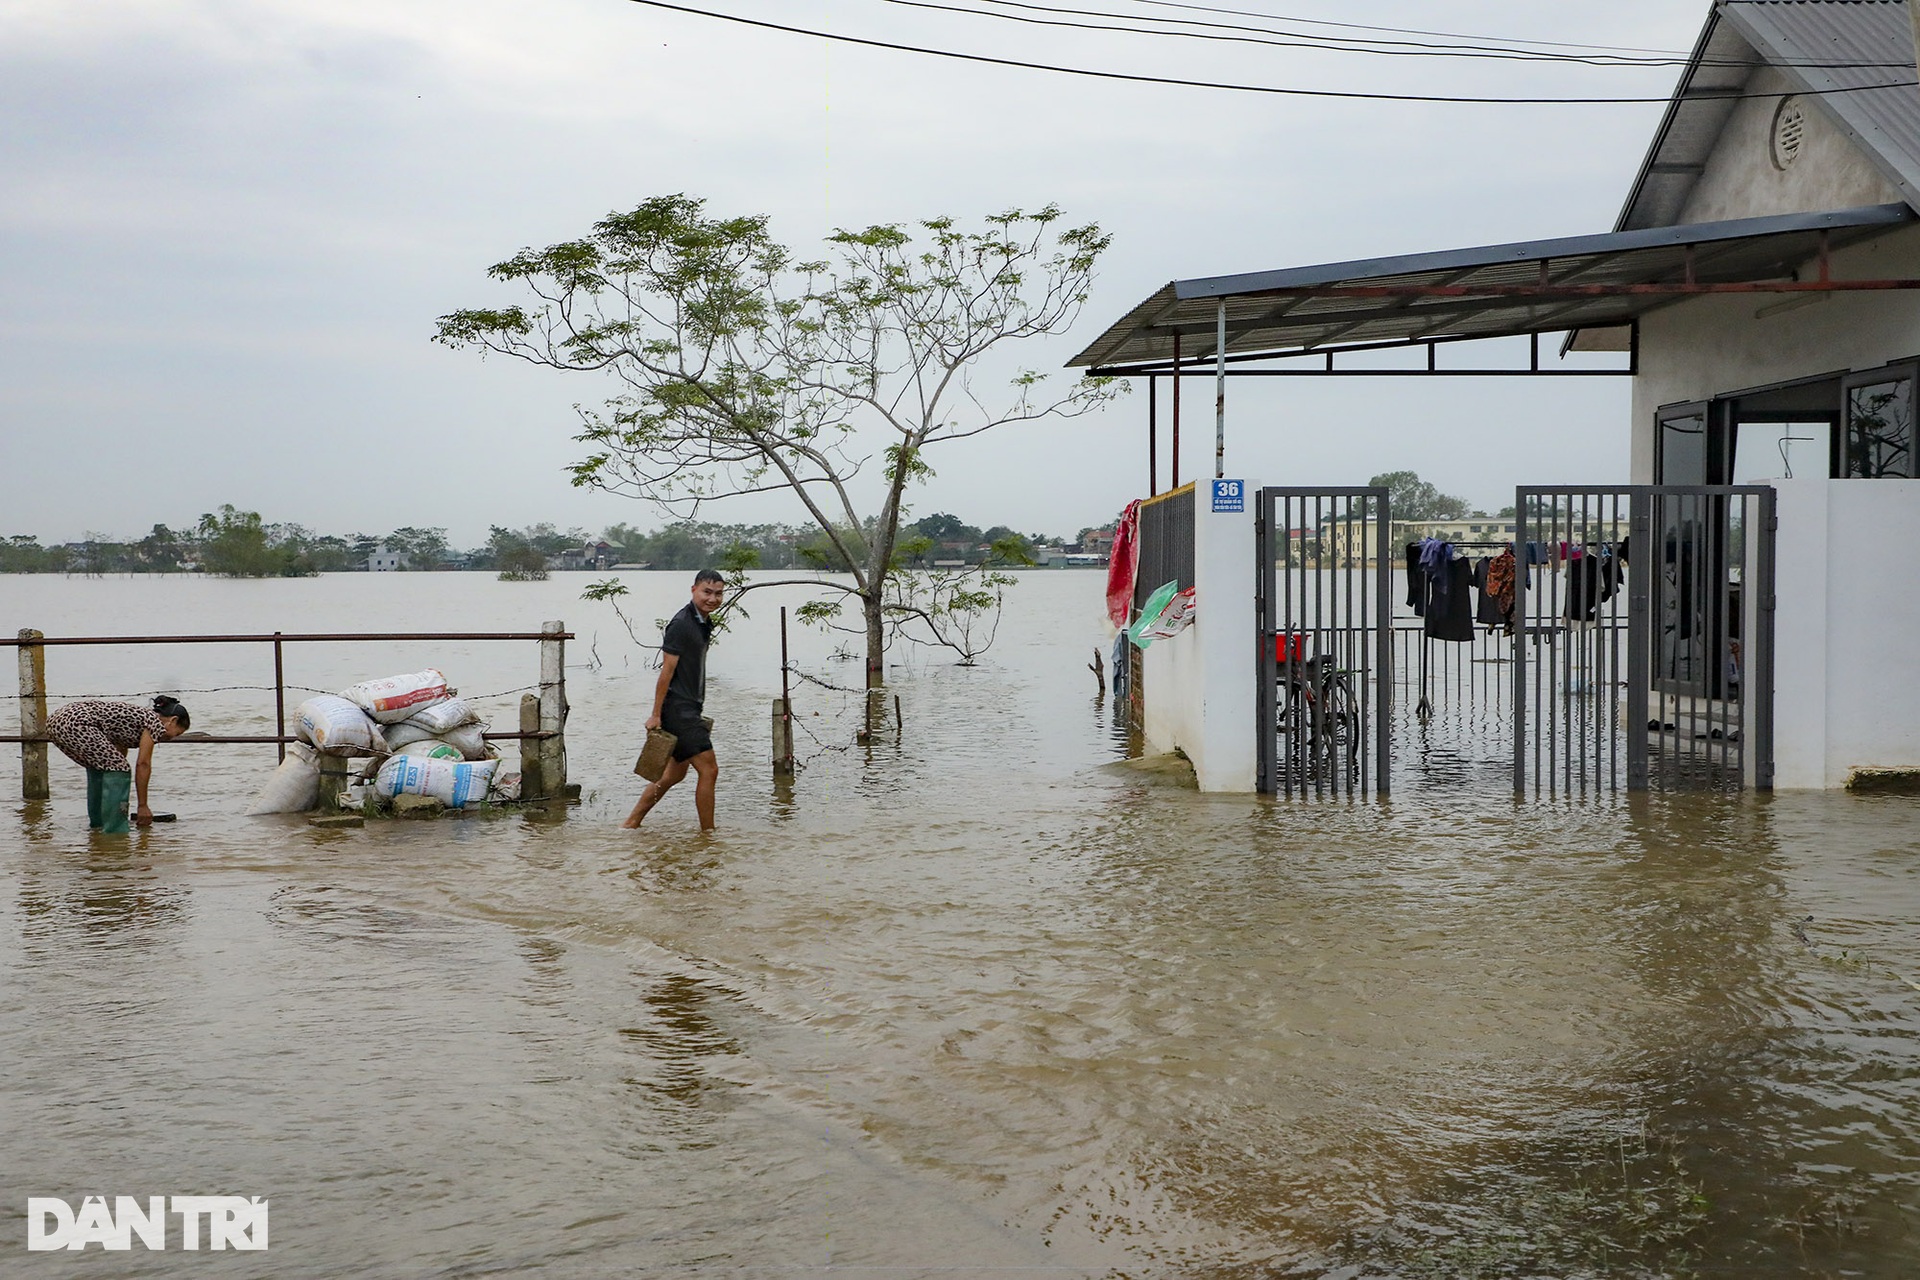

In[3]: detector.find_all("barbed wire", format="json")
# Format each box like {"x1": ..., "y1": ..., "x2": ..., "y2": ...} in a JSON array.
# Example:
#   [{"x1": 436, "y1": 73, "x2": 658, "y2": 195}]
[{"x1": 0, "y1": 683, "x2": 542, "y2": 703}]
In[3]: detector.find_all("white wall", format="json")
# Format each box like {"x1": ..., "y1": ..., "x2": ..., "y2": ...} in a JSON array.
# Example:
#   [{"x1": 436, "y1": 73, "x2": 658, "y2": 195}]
[
  {"x1": 1138, "y1": 483, "x2": 1259, "y2": 792},
  {"x1": 1771, "y1": 478, "x2": 1920, "y2": 787},
  {"x1": 1678, "y1": 67, "x2": 1903, "y2": 227},
  {"x1": 1630, "y1": 222, "x2": 1920, "y2": 481}
]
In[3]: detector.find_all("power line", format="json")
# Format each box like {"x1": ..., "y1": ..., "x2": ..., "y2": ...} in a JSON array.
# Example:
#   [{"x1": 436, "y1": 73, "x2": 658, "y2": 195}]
[
  {"x1": 625, "y1": 0, "x2": 1917, "y2": 106},
  {"x1": 924, "y1": 0, "x2": 1910, "y2": 70},
  {"x1": 1110, "y1": 0, "x2": 1695, "y2": 58}
]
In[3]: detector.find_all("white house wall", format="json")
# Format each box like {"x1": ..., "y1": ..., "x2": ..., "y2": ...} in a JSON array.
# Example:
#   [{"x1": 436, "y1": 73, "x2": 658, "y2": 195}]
[
  {"x1": 1678, "y1": 68, "x2": 1904, "y2": 228},
  {"x1": 1630, "y1": 222, "x2": 1920, "y2": 481},
  {"x1": 1137, "y1": 485, "x2": 1259, "y2": 793},
  {"x1": 1772, "y1": 478, "x2": 1920, "y2": 788}
]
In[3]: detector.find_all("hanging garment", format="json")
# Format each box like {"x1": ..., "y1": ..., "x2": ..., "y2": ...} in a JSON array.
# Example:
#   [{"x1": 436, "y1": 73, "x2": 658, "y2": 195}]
[
  {"x1": 1487, "y1": 549, "x2": 1517, "y2": 627},
  {"x1": 1473, "y1": 557, "x2": 1506, "y2": 627},
  {"x1": 1405, "y1": 543, "x2": 1427, "y2": 616},
  {"x1": 1565, "y1": 550, "x2": 1624, "y2": 623},
  {"x1": 1424, "y1": 556, "x2": 1476, "y2": 642},
  {"x1": 1105, "y1": 500, "x2": 1141, "y2": 629}
]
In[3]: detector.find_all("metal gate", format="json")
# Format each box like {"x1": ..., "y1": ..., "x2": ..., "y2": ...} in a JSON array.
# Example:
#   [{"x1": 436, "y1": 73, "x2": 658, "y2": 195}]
[
  {"x1": 1513, "y1": 486, "x2": 1775, "y2": 795},
  {"x1": 1256, "y1": 487, "x2": 1393, "y2": 798}
]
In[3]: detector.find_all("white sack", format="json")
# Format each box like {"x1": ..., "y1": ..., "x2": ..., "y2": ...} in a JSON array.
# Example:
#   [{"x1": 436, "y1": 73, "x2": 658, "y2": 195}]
[
  {"x1": 247, "y1": 742, "x2": 320, "y2": 814},
  {"x1": 400, "y1": 697, "x2": 480, "y2": 735},
  {"x1": 380, "y1": 719, "x2": 435, "y2": 750},
  {"x1": 396, "y1": 740, "x2": 463, "y2": 761},
  {"x1": 294, "y1": 695, "x2": 383, "y2": 755},
  {"x1": 374, "y1": 755, "x2": 498, "y2": 809},
  {"x1": 342, "y1": 669, "x2": 454, "y2": 724},
  {"x1": 434, "y1": 722, "x2": 490, "y2": 761}
]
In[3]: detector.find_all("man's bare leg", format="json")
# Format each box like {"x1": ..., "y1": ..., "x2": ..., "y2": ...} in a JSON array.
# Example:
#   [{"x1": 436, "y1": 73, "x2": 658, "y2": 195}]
[
  {"x1": 689, "y1": 751, "x2": 718, "y2": 830},
  {"x1": 623, "y1": 757, "x2": 689, "y2": 828}
]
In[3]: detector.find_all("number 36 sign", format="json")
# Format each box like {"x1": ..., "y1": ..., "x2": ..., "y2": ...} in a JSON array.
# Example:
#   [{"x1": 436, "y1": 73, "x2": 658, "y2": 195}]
[{"x1": 1211, "y1": 479, "x2": 1245, "y2": 513}]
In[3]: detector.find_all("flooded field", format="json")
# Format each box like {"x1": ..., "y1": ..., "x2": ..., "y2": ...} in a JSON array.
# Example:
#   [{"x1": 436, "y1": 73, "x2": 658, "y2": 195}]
[{"x1": 2, "y1": 571, "x2": 1918, "y2": 1277}]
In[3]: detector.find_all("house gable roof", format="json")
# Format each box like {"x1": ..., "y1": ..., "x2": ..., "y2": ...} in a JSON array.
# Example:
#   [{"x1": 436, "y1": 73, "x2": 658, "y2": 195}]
[{"x1": 1618, "y1": 0, "x2": 1920, "y2": 231}]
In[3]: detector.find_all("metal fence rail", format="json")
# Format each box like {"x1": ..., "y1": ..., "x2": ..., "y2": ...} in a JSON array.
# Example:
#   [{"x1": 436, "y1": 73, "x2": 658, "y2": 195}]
[{"x1": 9, "y1": 626, "x2": 573, "y2": 802}]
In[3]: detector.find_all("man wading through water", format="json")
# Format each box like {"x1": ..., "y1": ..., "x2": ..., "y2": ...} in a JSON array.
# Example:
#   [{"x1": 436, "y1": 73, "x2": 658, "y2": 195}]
[{"x1": 624, "y1": 569, "x2": 723, "y2": 830}]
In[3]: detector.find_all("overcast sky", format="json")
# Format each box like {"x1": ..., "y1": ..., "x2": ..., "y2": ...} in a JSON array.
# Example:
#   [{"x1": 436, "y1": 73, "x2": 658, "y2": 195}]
[{"x1": 1, "y1": 0, "x2": 1710, "y2": 546}]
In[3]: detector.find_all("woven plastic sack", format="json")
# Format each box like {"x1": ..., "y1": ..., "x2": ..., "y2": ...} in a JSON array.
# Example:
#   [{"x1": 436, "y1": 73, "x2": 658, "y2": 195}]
[
  {"x1": 385, "y1": 718, "x2": 488, "y2": 759},
  {"x1": 294, "y1": 695, "x2": 383, "y2": 755},
  {"x1": 399, "y1": 697, "x2": 480, "y2": 735},
  {"x1": 373, "y1": 755, "x2": 498, "y2": 809},
  {"x1": 341, "y1": 669, "x2": 454, "y2": 724},
  {"x1": 396, "y1": 740, "x2": 463, "y2": 761},
  {"x1": 247, "y1": 742, "x2": 320, "y2": 814}
]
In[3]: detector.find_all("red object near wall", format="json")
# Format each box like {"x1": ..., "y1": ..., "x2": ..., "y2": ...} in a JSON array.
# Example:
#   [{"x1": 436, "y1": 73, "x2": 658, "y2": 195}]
[{"x1": 1106, "y1": 500, "x2": 1141, "y2": 629}]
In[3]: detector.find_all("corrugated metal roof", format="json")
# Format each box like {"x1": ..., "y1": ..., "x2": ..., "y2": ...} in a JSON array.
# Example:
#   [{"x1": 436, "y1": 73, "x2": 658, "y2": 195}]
[
  {"x1": 1617, "y1": 0, "x2": 1920, "y2": 231},
  {"x1": 1066, "y1": 204, "x2": 1912, "y2": 370},
  {"x1": 1724, "y1": 0, "x2": 1920, "y2": 210}
]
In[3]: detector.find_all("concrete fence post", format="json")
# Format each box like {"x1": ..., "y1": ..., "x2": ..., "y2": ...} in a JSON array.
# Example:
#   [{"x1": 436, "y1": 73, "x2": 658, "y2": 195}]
[
  {"x1": 17, "y1": 628, "x2": 49, "y2": 800},
  {"x1": 772, "y1": 698, "x2": 795, "y2": 777},
  {"x1": 539, "y1": 621, "x2": 567, "y2": 799},
  {"x1": 316, "y1": 754, "x2": 351, "y2": 813},
  {"x1": 519, "y1": 694, "x2": 546, "y2": 800}
]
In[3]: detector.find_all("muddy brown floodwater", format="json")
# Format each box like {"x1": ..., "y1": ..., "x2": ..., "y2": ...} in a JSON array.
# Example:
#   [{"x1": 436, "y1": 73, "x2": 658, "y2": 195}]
[{"x1": 2, "y1": 571, "x2": 1918, "y2": 1277}]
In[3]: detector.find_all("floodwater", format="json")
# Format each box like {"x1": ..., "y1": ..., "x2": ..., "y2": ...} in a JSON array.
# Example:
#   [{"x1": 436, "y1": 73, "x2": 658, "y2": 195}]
[{"x1": 2, "y1": 571, "x2": 1918, "y2": 1278}]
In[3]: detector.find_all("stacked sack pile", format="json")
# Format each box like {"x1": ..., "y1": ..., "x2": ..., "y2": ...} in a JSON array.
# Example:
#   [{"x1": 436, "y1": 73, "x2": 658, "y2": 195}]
[{"x1": 248, "y1": 669, "x2": 519, "y2": 815}]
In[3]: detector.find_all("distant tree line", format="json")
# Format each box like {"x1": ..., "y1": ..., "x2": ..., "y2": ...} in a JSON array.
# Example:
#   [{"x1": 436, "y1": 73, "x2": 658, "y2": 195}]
[{"x1": 1, "y1": 507, "x2": 1106, "y2": 577}]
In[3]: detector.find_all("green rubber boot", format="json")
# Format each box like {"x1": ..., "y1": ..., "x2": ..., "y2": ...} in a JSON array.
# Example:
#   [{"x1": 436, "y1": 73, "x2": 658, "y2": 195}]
[
  {"x1": 97, "y1": 769, "x2": 132, "y2": 835},
  {"x1": 86, "y1": 769, "x2": 105, "y2": 829}
]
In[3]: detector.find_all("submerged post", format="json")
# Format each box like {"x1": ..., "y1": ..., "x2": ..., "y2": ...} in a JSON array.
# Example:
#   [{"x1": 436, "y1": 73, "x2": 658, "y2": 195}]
[
  {"x1": 316, "y1": 753, "x2": 350, "y2": 813},
  {"x1": 773, "y1": 607, "x2": 795, "y2": 777},
  {"x1": 17, "y1": 628, "x2": 49, "y2": 800},
  {"x1": 539, "y1": 620, "x2": 568, "y2": 798},
  {"x1": 519, "y1": 694, "x2": 546, "y2": 801}
]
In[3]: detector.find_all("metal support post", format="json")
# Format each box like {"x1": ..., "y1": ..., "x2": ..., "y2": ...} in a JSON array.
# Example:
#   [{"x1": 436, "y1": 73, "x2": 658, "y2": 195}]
[
  {"x1": 1171, "y1": 331, "x2": 1182, "y2": 491},
  {"x1": 1215, "y1": 300, "x2": 1228, "y2": 480},
  {"x1": 774, "y1": 607, "x2": 795, "y2": 777},
  {"x1": 273, "y1": 631, "x2": 287, "y2": 764},
  {"x1": 17, "y1": 628, "x2": 48, "y2": 800},
  {"x1": 1148, "y1": 376, "x2": 1158, "y2": 497}
]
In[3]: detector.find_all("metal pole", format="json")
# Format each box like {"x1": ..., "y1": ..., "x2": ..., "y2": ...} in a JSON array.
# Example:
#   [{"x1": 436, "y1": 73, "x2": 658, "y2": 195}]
[
  {"x1": 1171, "y1": 331, "x2": 1182, "y2": 492},
  {"x1": 774, "y1": 607, "x2": 795, "y2": 778},
  {"x1": 1513, "y1": 491, "x2": 1529, "y2": 796},
  {"x1": 1215, "y1": 300, "x2": 1228, "y2": 480},
  {"x1": 17, "y1": 628, "x2": 48, "y2": 800},
  {"x1": 1148, "y1": 376, "x2": 1159, "y2": 497},
  {"x1": 273, "y1": 631, "x2": 287, "y2": 765}
]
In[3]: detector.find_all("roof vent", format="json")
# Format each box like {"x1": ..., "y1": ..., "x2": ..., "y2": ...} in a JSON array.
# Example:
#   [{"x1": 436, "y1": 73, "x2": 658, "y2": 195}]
[{"x1": 1772, "y1": 97, "x2": 1807, "y2": 170}]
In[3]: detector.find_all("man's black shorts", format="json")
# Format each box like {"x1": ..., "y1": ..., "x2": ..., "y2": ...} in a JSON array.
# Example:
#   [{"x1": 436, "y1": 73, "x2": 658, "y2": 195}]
[{"x1": 661, "y1": 702, "x2": 713, "y2": 762}]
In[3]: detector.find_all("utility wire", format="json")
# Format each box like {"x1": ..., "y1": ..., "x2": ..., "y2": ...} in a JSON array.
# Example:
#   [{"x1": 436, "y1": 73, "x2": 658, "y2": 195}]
[
  {"x1": 626, "y1": 0, "x2": 1918, "y2": 106},
  {"x1": 1112, "y1": 0, "x2": 1699, "y2": 57},
  {"x1": 919, "y1": 0, "x2": 1909, "y2": 70}
]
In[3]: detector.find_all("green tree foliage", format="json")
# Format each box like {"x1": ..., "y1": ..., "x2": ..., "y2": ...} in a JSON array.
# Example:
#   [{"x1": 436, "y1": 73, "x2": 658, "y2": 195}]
[
  {"x1": 437, "y1": 195, "x2": 1118, "y2": 678},
  {"x1": 195, "y1": 506, "x2": 319, "y2": 578},
  {"x1": 1370, "y1": 471, "x2": 1473, "y2": 524}
]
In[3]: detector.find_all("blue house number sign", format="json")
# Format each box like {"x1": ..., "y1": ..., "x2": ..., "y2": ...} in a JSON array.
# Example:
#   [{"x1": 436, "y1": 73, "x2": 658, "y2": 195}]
[{"x1": 1211, "y1": 479, "x2": 1245, "y2": 513}]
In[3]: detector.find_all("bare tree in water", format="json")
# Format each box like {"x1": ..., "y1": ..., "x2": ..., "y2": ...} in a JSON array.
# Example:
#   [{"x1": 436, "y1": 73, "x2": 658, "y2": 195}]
[{"x1": 435, "y1": 195, "x2": 1117, "y2": 687}]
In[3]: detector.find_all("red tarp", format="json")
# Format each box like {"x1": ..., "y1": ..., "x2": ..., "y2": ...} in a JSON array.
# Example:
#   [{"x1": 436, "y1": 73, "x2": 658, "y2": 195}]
[{"x1": 1106, "y1": 500, "x2": 1140, "y2": 629}]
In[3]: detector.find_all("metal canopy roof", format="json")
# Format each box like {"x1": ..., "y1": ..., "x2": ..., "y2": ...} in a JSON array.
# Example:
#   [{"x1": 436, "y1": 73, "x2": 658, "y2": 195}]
[{"x1": 1067, "y1": 203, "x2": 1914, "y2": 372}]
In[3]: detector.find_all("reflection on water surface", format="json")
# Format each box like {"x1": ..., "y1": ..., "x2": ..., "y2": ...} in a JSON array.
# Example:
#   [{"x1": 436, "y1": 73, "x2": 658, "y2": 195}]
[{"x1": 1, "y1": 572, "x2": 1917, "y2": 1276}]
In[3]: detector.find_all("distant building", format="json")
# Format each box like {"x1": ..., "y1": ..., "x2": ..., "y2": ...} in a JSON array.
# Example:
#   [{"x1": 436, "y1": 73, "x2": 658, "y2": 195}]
[
  {"x1": 552, "y1": 540, "x2": 617, "y2": 571},
  {"x1": 368, "y1": 546, "x2": 404, "y2": 572}
]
